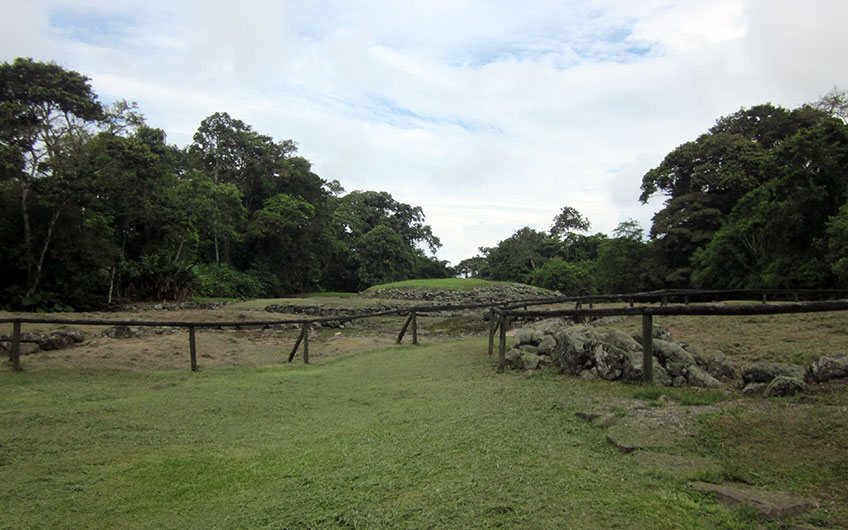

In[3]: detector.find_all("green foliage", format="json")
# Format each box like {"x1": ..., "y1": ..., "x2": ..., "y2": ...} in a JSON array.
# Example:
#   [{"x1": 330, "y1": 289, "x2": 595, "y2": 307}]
[
  {"x1": 527, "y1": 258, "x2": 593, "y2": 295},
  {"x1": 194, "y1": 263, "x2": 262, "y2": 299},
  {"x1": 0, "y1": 59, "x2": 443, "y2": 308}
]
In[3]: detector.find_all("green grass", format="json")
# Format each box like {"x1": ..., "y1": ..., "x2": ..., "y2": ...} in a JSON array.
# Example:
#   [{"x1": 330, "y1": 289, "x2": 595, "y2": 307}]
[
  {"x1": 366, "y1": 278, "x2": 523, "y2": 291},
  {"x1": 2, "y1": 338, "x2": 764, "y2": 529}
]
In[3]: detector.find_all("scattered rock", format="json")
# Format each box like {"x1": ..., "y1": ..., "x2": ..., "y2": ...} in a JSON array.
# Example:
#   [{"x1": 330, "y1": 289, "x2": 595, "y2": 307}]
[
  {"x1": 518, "y1": 344, "x2": 540, "y2": 355},
  {"x1": 807, "y1": 353, "x2": 848, "y2": 383},
  {"x1": 537, "y1": 334, "x2": 557, "y2": 355},
  {"x1": 687, "y1": 365, "x2": 723, "y2": 388},
  {"x1": 575, "y1": 411, "x2": 602, "y2": 423},
  {"x1": 742, "y1": 362, "x2": 805, "y2": 384},
  {"x1": 606, "y1": 434, "x2": 639, "y2": 454},
  {"x1": 38, "y1": 330, "x2": 85, "y2": 351},
  {"x1": 652, "y1": 339, "x2": 696, "y2": 377},
  {"x1": 763, "y1": 376, "x2": 807, "y2": 397},
  {"x1": 591, "y1": 343, "x2": 626, "y2": 380},
  {"x1": 690, "y1": 482, "x2": 814, "y2": 520},
  {"x1": 103, "y1": 325, "x2": 141, "y2": 339},
  {"x1": 522, "y1": 353, "x2": 541, "y2": 370},
  {"x1": 741, "y1": 383, "x2": 767, "y2": 396}
]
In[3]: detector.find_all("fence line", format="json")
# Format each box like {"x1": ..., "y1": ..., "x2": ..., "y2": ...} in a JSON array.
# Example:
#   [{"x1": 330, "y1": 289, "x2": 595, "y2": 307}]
[
  {"x1": 490, "y1": 298, "x2": 848, "y2": 381},
  {"x1": 4, "y1": 290, "x2": 848, "y2": 373}
]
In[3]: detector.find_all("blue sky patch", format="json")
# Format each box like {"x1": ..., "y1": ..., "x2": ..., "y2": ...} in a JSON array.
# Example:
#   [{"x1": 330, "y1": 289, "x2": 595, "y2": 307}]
[{"x1": 49, "y1": 9, "x2": 136, "y2": 48}]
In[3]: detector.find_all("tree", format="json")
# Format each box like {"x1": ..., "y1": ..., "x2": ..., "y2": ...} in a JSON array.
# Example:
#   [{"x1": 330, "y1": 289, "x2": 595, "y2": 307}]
[
  {"x1": 640, "y1": 103, "x2": 832, "y2": 287},
  {"x1": 0, "y1": 58, "x2": 104, "y2": 302},
  {"x1": 550, "y1": 206, "x2": 590, "y2": 238},
  {"x1": 527, "y1": 259, "x2": 593, "y2": 295},
  {"x1": 591, "y1": 220, "x2": 649, "y2": 294},
  {"x1": 355, "y1": 225, "x2": 416, "y2": 288},
  {"x1": 481, "y1": 227, "x2": 561, "y2": 282},
  {"x1": 692, "y1": 117, "x2": 848, "y2": 289}
]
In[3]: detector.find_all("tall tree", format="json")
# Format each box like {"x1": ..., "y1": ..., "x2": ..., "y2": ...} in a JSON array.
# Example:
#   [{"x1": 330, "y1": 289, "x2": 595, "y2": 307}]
[{"x1": 0, "y1": 58, "x2": 104, "y2": 302}]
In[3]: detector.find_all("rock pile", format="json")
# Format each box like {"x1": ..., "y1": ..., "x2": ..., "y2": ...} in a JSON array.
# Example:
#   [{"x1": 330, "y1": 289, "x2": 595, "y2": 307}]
[
  {"x1": 0, "y1": 329, "x2": 86, "y2": 355},
  {"x1": 506, "y1": 319, "x2": 734, "y2": 388},
  {"x1": 506, "y1": 320, "x2": 848, "y2": 395},
  {"x1": 360, "y1": 284, "x2": 554, "y2": 303}
]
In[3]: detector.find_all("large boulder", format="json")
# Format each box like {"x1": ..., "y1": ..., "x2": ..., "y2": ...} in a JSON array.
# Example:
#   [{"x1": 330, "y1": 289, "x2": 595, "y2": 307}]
[
  {"x1": 686, "y1": 365, "x2": 723, "y2": 388},
  {"x1": 763, "y1": 376, "x2": 807, "y2": 397},
  {"x1": 38, "y1": 330, "x2": 85, "y2": 351},
  {"x1": 590, "y1": 343, "x2": 627, "y2": 380},
  {"x1": 742, "y1": 362, "x2": 805, "y2": 384},
  {"x1": 553, "y1": 325, "x2": 600, "y2": 375},
  {"x1": 652, "y1": 339, "x2": 696, "y2": 377},
  {"x1": 537, "y1": 335, "x2": 557, "y2": 355},
  {"x1": 600, "y1": 329, "x2": 641, "y2": 352},
  {"x1": 807, "y1": 353, "x2": 848, "y2": 383},
  {"x1": 513, "y1": 328, "x2": 544, "y2": 348},
  {"x1": 622, "y1": 352, "x2": 671, "y2": 386}
]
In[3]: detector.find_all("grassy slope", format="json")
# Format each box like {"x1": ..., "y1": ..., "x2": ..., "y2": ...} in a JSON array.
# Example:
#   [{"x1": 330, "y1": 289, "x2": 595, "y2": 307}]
[{"x1": 1, "y1": 338, "x2": 763, "y2": 529}]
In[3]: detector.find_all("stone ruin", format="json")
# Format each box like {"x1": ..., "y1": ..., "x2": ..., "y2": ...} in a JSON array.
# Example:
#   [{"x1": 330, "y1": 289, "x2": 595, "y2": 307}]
[{"x1": 506, "y1": 318, "x2": 848, "y2": 397}]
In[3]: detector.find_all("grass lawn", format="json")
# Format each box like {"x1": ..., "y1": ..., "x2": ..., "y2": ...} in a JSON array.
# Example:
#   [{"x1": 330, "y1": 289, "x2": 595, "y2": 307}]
[{"x1": 2, "y1": 323, "x2": 847, "y2": 528}]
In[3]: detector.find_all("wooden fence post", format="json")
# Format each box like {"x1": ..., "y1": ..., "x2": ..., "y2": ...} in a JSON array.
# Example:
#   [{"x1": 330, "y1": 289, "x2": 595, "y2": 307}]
[
  {"x1": 288, "y1": 325, "x2": 305, "y2": 362},
  {"x1": 661, "y1": 296, "x2": 668, "y2": 307},
  {"x1": 487, "y1": 308, "x2": 496, "y2": 356},
  {"x1": 189, "y1": 326, "x2": 197, "y2": 372},
  {"x1": 302, "y1": 323, "x2": 309, "y2": 364},
  {"x1": 411, "y1": 311, "x2": 418, "y2": 345},
  {"x1": 628, "y1": 298, "x2": 634, "y2": 308},
  {"x1": 641, "y1": 314, "x2": 653, "y2": 385},
  {"x1": 762, "y1": 293, "x2": 767, "y2": 304},
  {"x1": 11, "y1": 319, "x2": 22, "y2": 372},
  {"x1": 497, "y1": 315, "x2": 509, "y2": 373},
  {"x1": 396, "y1": 313, "x2": 414, "y2": 344}
]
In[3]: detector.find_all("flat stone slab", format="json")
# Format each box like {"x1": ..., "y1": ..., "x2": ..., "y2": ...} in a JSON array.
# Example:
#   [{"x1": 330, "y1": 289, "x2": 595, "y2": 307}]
[{"x1": 690, "y1": 481, "x2": 814, "y2": 520}]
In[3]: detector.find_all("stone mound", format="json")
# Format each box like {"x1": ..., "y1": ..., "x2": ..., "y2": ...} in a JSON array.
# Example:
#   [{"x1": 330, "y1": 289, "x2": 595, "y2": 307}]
[{"x1": 360, "y1": 283, "x2": 555, "y2": 304}]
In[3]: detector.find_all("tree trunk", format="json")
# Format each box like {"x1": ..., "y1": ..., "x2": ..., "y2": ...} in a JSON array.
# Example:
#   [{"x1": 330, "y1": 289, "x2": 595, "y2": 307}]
[{"x1": 26, "y1": 207, "x2": 62, "y2": 298}]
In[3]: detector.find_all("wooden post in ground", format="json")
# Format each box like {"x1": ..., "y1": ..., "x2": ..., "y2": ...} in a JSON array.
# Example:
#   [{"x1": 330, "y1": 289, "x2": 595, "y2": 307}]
[
  {"x1": 497, "y1": 315, "x2": 509, "y2": 373},
  {"x1": 487, "y1": 308, "x2": 496, "y2": 356},
  {"x1": 396, "y1": 313, "x2": 414, "y2": 344},
  {"x1": 288, "y1": 325, "x2": 305, "y2": 362},
  {"x1": 762, "y1": 293, "x2": 767, "y2": 304},
  {"x1": 641, "y1": 314, "x2": 653, "y2": 385},
  {"x1": 10, "y1": 319, "x2": 21, "y2": 372},
  {"x1": 302, "y1": 323, "x2": 309, "y2": 364},
  {"x1": 411, "y1": 311, "x2": 418, "y2": 345},
  {"x1": 661, "y1": 296, "x2": 668, "y2": 307},
  {"x1": 189, "y1": 326, "x2": 197, "y2": 372},
  {"x1": 628, "y1": 298, "x2": 634, "y2": 308},
  {"x1": 684, "y1": 295, "x2": 689, "y2": 306}
]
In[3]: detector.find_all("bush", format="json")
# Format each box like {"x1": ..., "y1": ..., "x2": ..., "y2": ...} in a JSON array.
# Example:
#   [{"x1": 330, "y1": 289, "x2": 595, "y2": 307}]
[
  {"x1": 194, "y1": 263, "x2": 263, "y2": 299},
  {"x1": 527, "y1": 259, "x2": 594, "y2": 295}
]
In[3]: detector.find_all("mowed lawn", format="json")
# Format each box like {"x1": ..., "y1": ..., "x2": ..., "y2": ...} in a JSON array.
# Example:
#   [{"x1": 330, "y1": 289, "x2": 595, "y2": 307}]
[{"x1": 1, "y1": 336, "x2": 843, "y2": 528}]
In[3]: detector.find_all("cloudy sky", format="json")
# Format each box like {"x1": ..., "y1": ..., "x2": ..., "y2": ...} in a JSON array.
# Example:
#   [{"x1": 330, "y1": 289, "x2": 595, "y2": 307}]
[{"x1": 2, "y1": 0, "x2": 847, "y2": 264}]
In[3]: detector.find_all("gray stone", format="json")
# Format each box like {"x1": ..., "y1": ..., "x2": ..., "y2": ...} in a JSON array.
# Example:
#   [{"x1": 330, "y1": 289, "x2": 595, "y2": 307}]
[
  {"x1": 672, "y1": 376, "x2": 686, "y2": 388},
  {"x1": 553, "y1": 325, "x2": 599, "y2": 375},
  {"x1": 690, "y1": 481, "x2": 813, "y2": 520},
  {"x1": 653, "y1": 339, "x2": 696, "y2": 377},
  {"x1": 537, "y1": 334, "x2": 557, "y2": 355},
  {"x1": 103, "y1": 325, "x2": 141, "y2": 339},
  {"x1": 742, "y1": 383, "x2": 767, "y2": 396},
  {"x1": 538, "y1": 354, "x2": 553, "y2": 367},
  {"x1": 807, "y1": 353, "x2": 848, "y2": 383},
  {"x1": 522, "y1": 353, "x2": 541, "y2": 370},
  {"x1": 687, "y1": 365, "x2": 723, "y2": 388},
  {"x1": 600, "y1": 328, "x2": 641, "y2": 352},
  {"x1": 591, "y1": 343, "x2": 626, "y2": 380},
  {"x1": 703, "y1": 351, "x2": 737, "y2": 381},
  {"x1": 518, "y1": 344, "x2": 540, "y2": 355},
  {"x1": 742, "y1": 362, "x2": 805, "y2": 384},
  {"x1": 38, "y1": 330, "x2": 84, "y2": 351},
  {"x1": 513, "y1": 328, "x2": 543, "y2": 347},
  {"x1": 505, "y1": 348, "x2": 523, "y2": 369},
  {"x1": 763, "y1": 376, "x2": 807, "y2": 397}
]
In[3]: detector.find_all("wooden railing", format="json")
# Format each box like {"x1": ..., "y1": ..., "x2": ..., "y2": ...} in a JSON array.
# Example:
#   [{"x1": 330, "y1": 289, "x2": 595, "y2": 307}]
[{"x1": 4, "y1": 289, "x2": 848, "y2": 374}]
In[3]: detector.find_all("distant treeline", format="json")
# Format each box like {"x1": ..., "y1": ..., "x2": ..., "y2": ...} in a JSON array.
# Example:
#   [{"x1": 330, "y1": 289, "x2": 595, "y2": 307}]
[
  {"x1": 0, "y1": 58, "x2": 451, "y2": 310},
  {"x1": 458, "y1": 91, "x2": 848, "y2": 295}
]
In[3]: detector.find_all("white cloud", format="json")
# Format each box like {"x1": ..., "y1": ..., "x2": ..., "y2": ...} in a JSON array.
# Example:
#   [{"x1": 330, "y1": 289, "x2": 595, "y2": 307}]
[{"x1": 3, "y1": 0, "x2": 848, "y2": 265}]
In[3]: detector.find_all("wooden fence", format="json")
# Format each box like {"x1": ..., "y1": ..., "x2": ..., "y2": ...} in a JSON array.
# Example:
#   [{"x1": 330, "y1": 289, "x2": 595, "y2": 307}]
[{"x1": 3, "y1": 289, "x2": 848, "y2": 375}]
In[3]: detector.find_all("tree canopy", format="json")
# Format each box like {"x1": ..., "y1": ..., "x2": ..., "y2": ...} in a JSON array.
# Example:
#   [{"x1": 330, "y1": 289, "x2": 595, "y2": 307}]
[{"x1": 0, "y1": 58, "x2": 444, "y2": 309}]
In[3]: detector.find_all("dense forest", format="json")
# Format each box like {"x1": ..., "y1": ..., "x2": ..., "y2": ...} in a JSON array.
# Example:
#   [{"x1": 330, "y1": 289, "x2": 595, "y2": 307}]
[
  {"x1": 459, "y1": 91, "x2": 848, "y2": 295},
  {"x1": 0, "y1": 58, "x2": 451, "y2": 310},
  {"x1": 3, "y1": 58, "x2": 848, "y2": 310}
]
